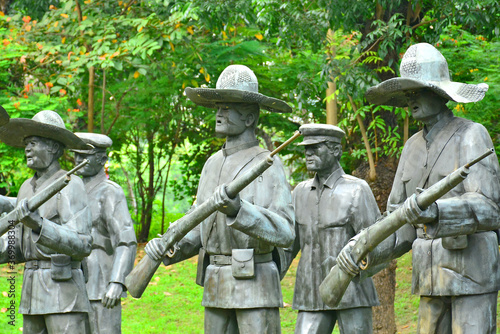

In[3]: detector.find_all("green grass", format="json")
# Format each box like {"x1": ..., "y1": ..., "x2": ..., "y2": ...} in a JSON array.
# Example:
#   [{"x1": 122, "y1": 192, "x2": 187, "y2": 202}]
[{"x1": 0, "y1": 248, "x2": 499, "y2": 333}]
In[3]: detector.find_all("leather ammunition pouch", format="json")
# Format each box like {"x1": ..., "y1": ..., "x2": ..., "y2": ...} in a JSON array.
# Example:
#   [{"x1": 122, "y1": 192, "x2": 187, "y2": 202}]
[
  {"x1": 51, "y1": 254, "x2": 73, "y2": 281},
  {"x1": 205, "y1": 249, "x2": 272, "y2": 280},
  {"x1": 442, "y1": 235, "x2": 468, "y2": 250},
  {"x1": 196, "y1": 248, "x2": 209, "y2": 287},
  {"x1": 232, "y1": 249, "x2": 255, "y2": 279}
]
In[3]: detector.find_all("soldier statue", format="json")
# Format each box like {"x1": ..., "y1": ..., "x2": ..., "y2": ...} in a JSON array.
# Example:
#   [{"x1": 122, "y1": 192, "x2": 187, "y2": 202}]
[
  {"x1": 338, "y1": 43, "x2": 500, "y2": 333},
  {"x1": 72, "y1": 132, "x2": 137, "y2": 334},
  {"x1": 287, "y1": 124, "x2": 380, "y2": 334},
  {"x1": 145, "y1": 64, "x2": 295, "y2": 334},
  {"x1": 0, "y1": 110, "x2": 93, "y2": 333}
]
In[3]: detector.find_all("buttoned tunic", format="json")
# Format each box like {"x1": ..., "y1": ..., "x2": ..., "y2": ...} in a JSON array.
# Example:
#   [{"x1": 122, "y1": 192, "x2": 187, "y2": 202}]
[
  {"x1": 164, "y1": 140, "x2": 295, "y2": 308},
  {"x1": 0, "y1": 168, "x2": 92, "y2": 314},
  {"x1": 388, "y1": 111, "x2": 500, "y2": 296},
  {"x1": 290, "y1": 168, "x2": 380, "y2": 310},
  {"x1": 85, "y1": 170, "x2": 137, "y2": 300}
]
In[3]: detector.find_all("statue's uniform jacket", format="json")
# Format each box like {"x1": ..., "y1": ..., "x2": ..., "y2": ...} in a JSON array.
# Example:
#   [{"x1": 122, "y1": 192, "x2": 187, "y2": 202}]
[
  {"x1": 389, "y1": 112, "x2": 500, "y2": 296},
  {"x1": 290, "y1": 168, "x2": 380, "y2": 310},
  {"x1": 164, "y1": 140, "x2": 295, "y2": 308},
  {"x1": 1, "y1": 170, "x2": 92, "y2": 314},
  {"x1": 85, "y1": 170, "x2": 137, "y2": 301}
]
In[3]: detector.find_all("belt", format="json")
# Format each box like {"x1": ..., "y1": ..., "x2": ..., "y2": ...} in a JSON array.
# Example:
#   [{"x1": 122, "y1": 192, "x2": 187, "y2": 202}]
[
  {"x1": 209, "y1": 252, "x2": 273, "y2": 266},
  {"x1": 416, "y1": 228, "x2": 489, "y2": 239},
  {"x1": 25, "y1": 260, "x2": 81, "y2": 270}
]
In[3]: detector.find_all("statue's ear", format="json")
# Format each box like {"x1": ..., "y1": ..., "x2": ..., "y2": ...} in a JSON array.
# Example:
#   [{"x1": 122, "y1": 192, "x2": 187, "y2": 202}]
[
  {"x1": 99, "y1": 153, "x2": 109, "y2": 166},
  {"x1": 245, "y1": 112, "x2": 255, "y2": 128},
  {"x1": 333, "y1": 144, "x2": 342, "y2": 159}
]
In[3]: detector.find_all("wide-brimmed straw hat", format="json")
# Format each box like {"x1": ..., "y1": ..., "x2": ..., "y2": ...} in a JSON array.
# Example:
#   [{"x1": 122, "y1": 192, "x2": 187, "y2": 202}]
[
  {"x1": 365, "y1": 43, "x2": 489, "y2": 107},
  {"x1": 0, "y1": 110, "x2": 89, "y2": 149},
  {"x1": 185, "y1": 65, "x2": 292, "y2": 113},
  {"x1": 71, "y1": 132, "x2": 113, "y2": 154}
]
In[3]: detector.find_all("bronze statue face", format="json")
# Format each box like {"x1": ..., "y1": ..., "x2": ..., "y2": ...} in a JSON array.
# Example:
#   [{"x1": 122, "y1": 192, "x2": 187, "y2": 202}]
[
  {"x1": 74, "y1": 151, "x2": 106, "y2": 177},
  {"x1": 406, "y1": 89, "x2": 446, "y2": 123},
  {"x1": 304, "y1": 142, "x2": 338, "y2": 173},
  {"x1": 215, "y1": 103, "x2": 253, "y2": 136},
  {"x1": 24, "y1": 136, "x2": 59, "y2": 171}
]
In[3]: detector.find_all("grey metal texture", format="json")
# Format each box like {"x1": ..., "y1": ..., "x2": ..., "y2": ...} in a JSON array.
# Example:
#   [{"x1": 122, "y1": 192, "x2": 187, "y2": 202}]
[
  {"x1": 290, "y1": 168, "x2": 380, "y2": 311},
  {"x1": 83, "y1": 170, "x2": 137, "y2": 300},
  {"x1": 365, "y1": 43, "x2": 489, "y2": 107}
]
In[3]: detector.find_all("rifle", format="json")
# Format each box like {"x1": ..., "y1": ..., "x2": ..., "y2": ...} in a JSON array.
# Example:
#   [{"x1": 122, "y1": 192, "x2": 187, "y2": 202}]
[
  {"x1": 319, "y1": 149, "x2": 494, "y2": 307},
  {"x1": 0, "y1": 159, "x2": 89, "y2": 237},
  {"x1": 125, "y1": 131, "x2": 301, "y2": 298},
  {"x1": 0, "y1": 105, "x2": 9, "y2": 127}
]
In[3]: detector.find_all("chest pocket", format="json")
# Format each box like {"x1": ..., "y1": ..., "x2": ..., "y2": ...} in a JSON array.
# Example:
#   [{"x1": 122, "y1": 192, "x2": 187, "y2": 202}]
[{"x1": 318, "y1": 200, "x2": 350, "y2": 228}]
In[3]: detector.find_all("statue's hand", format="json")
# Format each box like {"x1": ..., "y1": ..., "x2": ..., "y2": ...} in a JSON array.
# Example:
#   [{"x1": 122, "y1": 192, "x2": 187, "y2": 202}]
[
  {"x1": 336, "y1": 238, "x2": 361, "y2": 277},
  {"x1": 144, "y1": 238, "x2": 165, "y2": 261},
  {"x1": 401, "y1": 193, "x2": 438, "y2": 226},
  {"x1": 16, "y1": 199, "x2": 42, "y2": 231},
  {"x1": 102, "y1": 282, "x2": 123, "y2": 309},
  {"x1": 0, "y1": 196, "x2": 14, "y2": 213},
  {"x1": 213, "y1": 184, "x2": 241, "y2": 217}
]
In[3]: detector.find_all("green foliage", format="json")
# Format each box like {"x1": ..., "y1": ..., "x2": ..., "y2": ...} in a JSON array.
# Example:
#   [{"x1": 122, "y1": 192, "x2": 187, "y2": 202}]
[{"x1": 437, "y1": 26, "x2": 500, "y2": 150}]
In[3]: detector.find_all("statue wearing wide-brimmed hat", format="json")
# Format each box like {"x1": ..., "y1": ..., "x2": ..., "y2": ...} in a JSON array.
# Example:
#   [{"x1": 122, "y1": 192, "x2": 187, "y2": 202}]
[
  {"x1": 146, "y1": 64, "x2": 295, "y2": 333},
  {"x1": 0, "y1": 110, "x2": 93, "y2": 333},
  {"x1": 72, "y1": 132, "x2": 137, "y2": 334},
  {"x1": 337, "y1": 43, "x2": 500, "y2": 333}
]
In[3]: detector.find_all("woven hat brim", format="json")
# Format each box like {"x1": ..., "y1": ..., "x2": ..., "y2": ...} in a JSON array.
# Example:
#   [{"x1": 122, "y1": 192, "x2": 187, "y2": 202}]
[
  {"x1": 0, "y1": 106, "x2": 9, "y2": 127},
  {"x1": 366, "y1": 78, "x2": 488, "y2": 107},
  {"x1": 185, "y1": 88, "x2": 292, "y2": 113},
  {"x1": 0, "y1": 119, "x2": 90, "y2": 149}
]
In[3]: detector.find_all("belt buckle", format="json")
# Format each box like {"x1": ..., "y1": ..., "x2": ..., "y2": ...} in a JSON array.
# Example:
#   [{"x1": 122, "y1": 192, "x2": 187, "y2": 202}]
[{"x1": 31, "y1": 260, "x2": 39, "y2": 269}]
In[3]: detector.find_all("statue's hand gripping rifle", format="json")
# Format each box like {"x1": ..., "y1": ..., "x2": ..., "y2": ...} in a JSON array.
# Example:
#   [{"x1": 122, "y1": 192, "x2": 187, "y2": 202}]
[
  {"x1": 125, "y1": 131, "x2": 301, "y2": 298},
  {"x1": 0, "y1": 159, "x2": 89, "y2": 237},
  {"x1": 319, "y1": 149, "x2": 494, "y2": 308}
]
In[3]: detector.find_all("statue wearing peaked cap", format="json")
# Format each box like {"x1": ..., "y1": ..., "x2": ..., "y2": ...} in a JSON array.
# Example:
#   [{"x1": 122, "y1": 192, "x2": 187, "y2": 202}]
[
  {"x1": 337, "y1": 43, "x2": 500, "y2": 333},
  {"x1": 145, "y1": 64, "x2": 295, "y2": 334},
  {"x1": 286, "y1": 124, "x2": 380, "y2": 334},
  {"x1": 0, "y1": 110, "x2": 93, "y2": 333},
  {"x1": 72, "y1": 132, "x2": 137, "y2": 334}
]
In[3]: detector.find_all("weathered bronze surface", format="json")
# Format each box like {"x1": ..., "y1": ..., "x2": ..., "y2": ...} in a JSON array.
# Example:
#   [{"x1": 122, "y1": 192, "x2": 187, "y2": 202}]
[
  {"x1": 331, "y1": 43, "x2": 500, "y2": 333},
  {"x1": 288, "y1": 123, "x2": 380, "y2": 334},
  {"x1": 143, "y1": 65, "x2": 295, "y2": 333},
  {"x1": 0, "y1": 110, "x2": 93, "y2": 333},
  {"x1": 73, "y1": 132, "x2": 137, "y2": 334}
]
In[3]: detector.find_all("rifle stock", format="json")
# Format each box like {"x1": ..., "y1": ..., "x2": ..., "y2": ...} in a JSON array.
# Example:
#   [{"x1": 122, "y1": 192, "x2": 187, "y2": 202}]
[
  {"x1": 319, "y1": 149, "x2": 494, "y2": 307},
  {"x1": 125, "y1": 131, "x2": 301, "y2": 298},
  {"x1": 0, "y1": 159, "x2": 89, "y2": 237}
]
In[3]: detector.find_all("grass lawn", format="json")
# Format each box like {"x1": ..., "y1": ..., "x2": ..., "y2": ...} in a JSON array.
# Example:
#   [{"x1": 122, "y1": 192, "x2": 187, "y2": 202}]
[{"x1": 0, "y1": 246, "x2": 499, "y2": 333}]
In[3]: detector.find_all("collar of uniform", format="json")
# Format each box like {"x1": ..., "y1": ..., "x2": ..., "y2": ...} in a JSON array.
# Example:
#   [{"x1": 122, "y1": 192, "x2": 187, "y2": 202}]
[
  {"x1": 83, "y1": 169, "x2": 107, "y2": 193},
  {"x1": 423, "y1": 109, "x2": 454, "y2": 145},
  {"x1": 30, "y1": 164, "x2": 64, "y2": 192},
  {"x1": 310, "y1": 166, "x2": 345, "y2": 190},
  {"x1": 222, "y1": 140, "x2": 259, "y2": 157}
]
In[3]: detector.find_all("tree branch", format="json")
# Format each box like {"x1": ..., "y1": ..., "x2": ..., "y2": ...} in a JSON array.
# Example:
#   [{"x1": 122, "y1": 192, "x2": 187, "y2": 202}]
[
  {"x1": 105, "y1": 85, "x2": 135, "y2": 135},
  {"x1": 348, "y1": 94, "x2": 376, "y2": 181}
]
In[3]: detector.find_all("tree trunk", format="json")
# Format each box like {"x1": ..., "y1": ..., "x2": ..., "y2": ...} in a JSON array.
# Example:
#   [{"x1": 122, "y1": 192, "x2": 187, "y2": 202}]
[
  {"x1": 0, "y1": 0, "x2": 11, "y2": 14},
  {"x1": 88, "y1": 66, "x2": 95, "y2": 132},
  {"x1": 138, "y1": 133, "x2": 156, "y2": 242},
  {"x1": 326, "y1": 29, "x2": 338, "y2": 125},
  {"x1": 353, "y1": 158, "x2": 398, "y2": 334}
]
